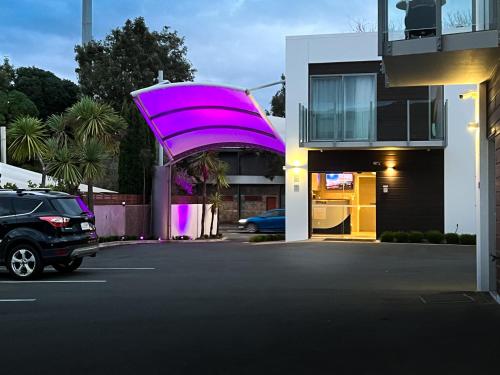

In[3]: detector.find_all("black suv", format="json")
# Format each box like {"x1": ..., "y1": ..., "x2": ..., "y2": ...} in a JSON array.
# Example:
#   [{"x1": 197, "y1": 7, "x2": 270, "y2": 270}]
[{"x1": 0, "y1": 189, "x2": 98, "y2": 279}]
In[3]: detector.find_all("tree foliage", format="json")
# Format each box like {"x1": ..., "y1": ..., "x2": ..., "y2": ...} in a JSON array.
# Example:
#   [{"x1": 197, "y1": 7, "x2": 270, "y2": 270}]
[
  {"x1": 0, "y1": 58, "x2": 15, "y2": 91},
  {"x1": 0, "y1": 90, "x2": 39, "y2": 127},
  {"x1": 14, "y1": 67, "x2": 80, "y2": 119},
  {"x1": 75, "y1": 17, "x2": 196, "y2": 193},
  {"x1": 269, "y1": 74, "x2": 285, "y2": 117}
]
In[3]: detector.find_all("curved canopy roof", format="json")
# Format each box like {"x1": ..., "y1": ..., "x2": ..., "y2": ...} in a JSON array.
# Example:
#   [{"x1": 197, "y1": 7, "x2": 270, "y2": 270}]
[{"x1": 131, "y1": 82, "x2": 285, "y2": 162}]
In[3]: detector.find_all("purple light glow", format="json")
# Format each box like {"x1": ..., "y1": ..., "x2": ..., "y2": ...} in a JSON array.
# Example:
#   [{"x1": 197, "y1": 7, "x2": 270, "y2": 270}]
[
  {"x1": 132, "y1": 83, "x2": 285, "y2": 161},
  {"x1": 177, "y1": 204, "x2": 190, "y2": 234}
]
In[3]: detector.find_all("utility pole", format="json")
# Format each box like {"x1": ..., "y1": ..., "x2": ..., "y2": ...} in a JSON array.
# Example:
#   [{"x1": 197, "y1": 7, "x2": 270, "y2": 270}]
[
  {"x1": 82, "y1": 0, "x2": 92, "y2": 45},
  {"x1": 157, "y1": 70, "x2": 165, "y2": 166}
]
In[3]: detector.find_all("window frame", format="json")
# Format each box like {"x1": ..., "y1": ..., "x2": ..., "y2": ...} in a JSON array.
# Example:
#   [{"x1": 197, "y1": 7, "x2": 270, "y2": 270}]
[{"x1": 309, "y1": 73, "x2": 378, "y2": 142}]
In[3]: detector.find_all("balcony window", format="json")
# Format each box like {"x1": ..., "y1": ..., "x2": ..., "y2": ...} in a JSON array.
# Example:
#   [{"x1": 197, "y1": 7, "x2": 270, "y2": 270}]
[
  {"x1": 385, "y1": 0, "x2": 496, "y2": 41},
  {"x1": 310, "y1": 75, "x2": 376, "y2": 142}
]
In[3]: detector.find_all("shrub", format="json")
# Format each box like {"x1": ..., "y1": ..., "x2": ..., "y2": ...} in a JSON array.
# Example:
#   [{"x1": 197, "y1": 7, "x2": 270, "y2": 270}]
[
  {"x1": 408, "y1": 231, "x2": 424, "y2": 243},
  {"x1": 249, "y1": 234, "x2": 285, "y2": 243},
  {"x1": 445, "y1": 233, "x2": 460, "y2": 244},
  {"x1": 380, "y1": 231, "x2": 395, "y2": 242},
  {"x1": 394, "y1": 231, "x2": 409, "y2": 243},
  {"x1": 425, "y1": 230, "x2": 444, "y2": 244},
  {"x1": 459, "y1": 234, "x2": 476, "y2": 245}
]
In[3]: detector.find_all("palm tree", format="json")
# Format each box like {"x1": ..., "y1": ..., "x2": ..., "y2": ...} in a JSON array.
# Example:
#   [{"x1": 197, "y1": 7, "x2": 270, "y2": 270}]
[
  {"x1": 210, "y1": 160, "x2": 229, "y2": 236},
  {"x1": 65, "y1": 97, "x2": 126, "y2": 210},
  {"x1": 208, "y1": 192, "x2": 223, "y2": 237},
  {"x1": 190, "y1": 152, "x2": 218, "y2": 237},
  {"x1": 67, "y1": 96, "x2": 126, "y2": 153},
  {"x1": 47, "y1": 146, "x2": 82, "y2": 191},
  {"x1": 7, "y1": 116, "x2": 48, "y2": 186},
  {"x1": 46, "y1": 114, "x2": 71, "y2": 147},
  {"x1": 79, "y1": 139, "x2": 106, "y2": 211}
]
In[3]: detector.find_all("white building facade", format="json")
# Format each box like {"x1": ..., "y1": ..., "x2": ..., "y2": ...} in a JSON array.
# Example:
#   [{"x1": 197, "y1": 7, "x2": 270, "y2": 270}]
[{"x1": 285, "y1": 32, "x2": 476, "y2": 241}]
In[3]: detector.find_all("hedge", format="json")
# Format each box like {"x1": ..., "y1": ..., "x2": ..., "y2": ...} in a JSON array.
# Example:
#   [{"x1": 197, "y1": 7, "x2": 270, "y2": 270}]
[
  {"x1": 379, "y1": 230, "x2": 475, "y2": 245},
  {"x1": 249, "y1": 234, "x2": 285, "y2": 243}
]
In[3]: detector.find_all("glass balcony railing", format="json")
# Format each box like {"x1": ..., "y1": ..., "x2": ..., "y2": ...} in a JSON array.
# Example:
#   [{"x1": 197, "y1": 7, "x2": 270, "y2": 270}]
[
  {"x1": 299, "y1": 88, "x2": 446, "y2": 145},
  {"x1": 383, "y1": 0, "x2": 497, "y2": 42}
]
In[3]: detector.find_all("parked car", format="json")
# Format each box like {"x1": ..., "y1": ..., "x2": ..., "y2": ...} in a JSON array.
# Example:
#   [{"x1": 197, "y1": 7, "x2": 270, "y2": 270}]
[
  {"x1": 0, "y1": 189, "x2": 98, "y2": 279},
  {"x1": 238, "y1": 209, "x2": 285, "y2": 233}
]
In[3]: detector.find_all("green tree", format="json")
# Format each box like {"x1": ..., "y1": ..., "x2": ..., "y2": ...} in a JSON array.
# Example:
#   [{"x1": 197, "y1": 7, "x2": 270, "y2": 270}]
[
  {"x1": 0, "y1": 90, "x2": 39, "y2": 127},
  {"x1": 78, "y1": 139, "x2": 106, "y2": 210},
  {"x1": 269, "y1": 74, "x2": 285, "y2": 117},
  {"x1": 46, "y1": 114, "x2": 70, "y2": 146},
  {"x1": 209, "y1": 160, "x2": 229, "y2": 236},
  {"x1": 65, "y1": 97, "x2": 125, "y2": 210},
  {"x1": 118, "y1": 101, "x2": 155, "y2": 194},
  {"x1": 75, "y1": 17, "x2": 195, "y2": 193},
  {"x1": 7, "y1": 116, "x2": 48, "y2": 186},
  {"x1": 0, "y1": 58, "x2": 15, "y2": 91},
  {"x1": 66, "y1": 96, "x2": 126, "y2": 150},
  {"x1": 209, "y1": 192, "x2": 223, "y2": 237},
  {"x1": 14, "y1": 67, "x2": 80, "y2": 119},
  {"x1": 48, "y1": 146, "x2": 81, "y2": 191},
  {"x1": 189, "y1": 152, "x2": 218, "y2": 237}
]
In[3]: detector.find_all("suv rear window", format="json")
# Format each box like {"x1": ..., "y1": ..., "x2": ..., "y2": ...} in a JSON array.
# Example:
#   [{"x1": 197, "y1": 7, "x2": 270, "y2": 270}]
[
  {"x1": 13, "y1": 198, "x2": 45, "y2": 214},
  {"x1": 52, "y1": 198, "x2": 91, "y2": 216}
]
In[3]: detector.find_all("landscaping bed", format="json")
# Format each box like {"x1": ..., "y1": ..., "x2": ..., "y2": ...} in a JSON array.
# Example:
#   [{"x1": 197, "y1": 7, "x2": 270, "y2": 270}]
[{"x1": 379, "y1": 231, "x2": 476, "y2": 245}]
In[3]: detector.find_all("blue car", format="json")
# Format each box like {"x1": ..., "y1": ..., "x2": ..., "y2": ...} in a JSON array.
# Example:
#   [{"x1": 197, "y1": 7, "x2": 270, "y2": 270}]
[{"x1": 238, "y1": 209, "x2": 285, "y2": 233}]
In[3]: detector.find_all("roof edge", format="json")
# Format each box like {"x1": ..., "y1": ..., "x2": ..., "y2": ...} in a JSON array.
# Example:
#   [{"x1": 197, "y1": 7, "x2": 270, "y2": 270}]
[{"x1": 130, "y1": 81, "x2": 247, "y2": 98}]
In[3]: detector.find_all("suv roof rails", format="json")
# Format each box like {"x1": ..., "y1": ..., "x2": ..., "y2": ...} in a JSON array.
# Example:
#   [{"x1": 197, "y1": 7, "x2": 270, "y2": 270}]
[{"x1": 15, "y1": 188, "x2": 52, "y2": 194}]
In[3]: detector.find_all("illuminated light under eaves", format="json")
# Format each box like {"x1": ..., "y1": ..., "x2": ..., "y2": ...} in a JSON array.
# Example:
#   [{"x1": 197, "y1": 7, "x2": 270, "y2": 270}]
[
  {"x1": 468, "y1": 122, "x2": 479, "y2": 131},
  {"x1": 131, "y1": 82, "x2": 285, "y2": 161}
]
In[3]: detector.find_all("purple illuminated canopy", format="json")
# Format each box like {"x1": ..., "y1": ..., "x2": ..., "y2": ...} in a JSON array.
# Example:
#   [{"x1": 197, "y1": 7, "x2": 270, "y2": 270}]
[{"x1": 131, "y1": 82, "x2": 285, "y2": 162}]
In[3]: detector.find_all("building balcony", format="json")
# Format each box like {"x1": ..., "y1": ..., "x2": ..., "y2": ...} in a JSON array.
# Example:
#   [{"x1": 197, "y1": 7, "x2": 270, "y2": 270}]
[
  {"x1": 299, "y1": 95, "x2": 447, "y2": 149},
  {"x1": 378, "y1": 0, "x2": 500, "y2": 86}
]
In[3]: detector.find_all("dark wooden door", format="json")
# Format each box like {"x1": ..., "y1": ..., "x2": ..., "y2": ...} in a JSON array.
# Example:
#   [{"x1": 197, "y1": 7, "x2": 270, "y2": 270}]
[{"x1": 266, "y1": 197, "x2": 277, "y2": 211}]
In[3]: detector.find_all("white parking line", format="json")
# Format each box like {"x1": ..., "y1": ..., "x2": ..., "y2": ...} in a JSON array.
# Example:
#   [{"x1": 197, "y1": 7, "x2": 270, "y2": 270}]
[
  {"x1": 0, "y1": 280, "x2": 107, "y2": 284},
  {"x1": 80, "y1": 267, "x2": 156, "y2": 270},
  {"x1": 0, "y1": 299, "x2": 37, "y2": 302}
]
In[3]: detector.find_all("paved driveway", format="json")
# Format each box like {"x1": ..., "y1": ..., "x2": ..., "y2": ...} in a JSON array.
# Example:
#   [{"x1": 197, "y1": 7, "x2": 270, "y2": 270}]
[{"x1": 0, "y1": 241, "x2": 498, "y2": 375}]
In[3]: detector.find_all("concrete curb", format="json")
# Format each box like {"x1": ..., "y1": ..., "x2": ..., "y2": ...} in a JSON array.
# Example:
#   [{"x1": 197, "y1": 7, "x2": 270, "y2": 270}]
[
  {"x1": 98, "y1": 238, "x2": 228, "y2": 248},
  {"x1": 247, "y1": 241, "x2": 286, "y2": 246}
]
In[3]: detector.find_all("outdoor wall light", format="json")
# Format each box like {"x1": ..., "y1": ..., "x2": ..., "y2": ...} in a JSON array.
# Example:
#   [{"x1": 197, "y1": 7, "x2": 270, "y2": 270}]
[
  {"x1": 459, "y1": 90, "x2": 479, "y2": 100},
  {"x1": 468, "y1": 122, "x2": 479, "y2": 131},
  {"x1": 121, "y1": 201, "x2": 126, "y2": 206}
]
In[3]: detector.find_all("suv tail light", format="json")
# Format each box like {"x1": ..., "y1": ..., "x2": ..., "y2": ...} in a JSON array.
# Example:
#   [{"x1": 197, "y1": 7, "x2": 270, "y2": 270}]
[{"x1": 39, "y1": 216, "x2": 70, "y2": 228}]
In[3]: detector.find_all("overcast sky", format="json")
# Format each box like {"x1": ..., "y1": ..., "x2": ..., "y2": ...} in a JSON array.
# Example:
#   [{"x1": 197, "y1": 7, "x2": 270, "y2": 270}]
[{"x1": 0, "y1": 0, "x2": 377, "y2": 110}]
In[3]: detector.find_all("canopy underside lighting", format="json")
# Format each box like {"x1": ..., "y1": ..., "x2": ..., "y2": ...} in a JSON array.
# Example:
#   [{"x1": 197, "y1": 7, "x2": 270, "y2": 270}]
[{"x1": 131, "y1": 82, "x2": 285, "y2": 162}]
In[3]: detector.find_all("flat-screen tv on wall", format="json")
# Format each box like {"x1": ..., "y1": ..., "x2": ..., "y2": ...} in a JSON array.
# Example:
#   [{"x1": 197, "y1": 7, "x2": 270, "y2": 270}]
[{"x1": 326, "y1": 173, "x2": 354, "y2": 190}]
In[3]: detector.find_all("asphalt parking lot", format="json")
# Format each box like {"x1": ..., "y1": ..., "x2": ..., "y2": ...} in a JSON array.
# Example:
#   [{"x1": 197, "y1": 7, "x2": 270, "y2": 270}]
[{"x1": 0, "y1": 241, "x2": 499, "y2": 375}]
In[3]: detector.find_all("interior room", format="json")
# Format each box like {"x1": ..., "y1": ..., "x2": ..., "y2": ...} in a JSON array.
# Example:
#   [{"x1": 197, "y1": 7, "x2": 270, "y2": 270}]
[{"x1": 311, "y1": 172, "x2": 376, "y2": 240}]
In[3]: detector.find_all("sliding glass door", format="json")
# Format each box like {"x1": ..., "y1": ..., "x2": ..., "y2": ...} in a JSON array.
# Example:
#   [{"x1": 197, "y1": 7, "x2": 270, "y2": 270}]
[{"x1": 310, "y1": 74, "x2": 376, "y2": 142}]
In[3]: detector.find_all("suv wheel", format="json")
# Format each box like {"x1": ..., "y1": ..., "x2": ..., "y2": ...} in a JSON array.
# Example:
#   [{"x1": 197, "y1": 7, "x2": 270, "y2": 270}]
[
  {"x1": 52, "y1": 258, "x2": 83, "y2": 273},
  {"x1": 7, "y1": 245, "x2": 43, "y2": 279},
  {"x1": 247, "y1": 223, "x2": 258, "y2": 233}
]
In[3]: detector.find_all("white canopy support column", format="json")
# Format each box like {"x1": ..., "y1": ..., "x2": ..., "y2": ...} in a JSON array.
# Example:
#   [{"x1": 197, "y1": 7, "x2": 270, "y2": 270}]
[{"x1": 152, "y1": 164, "x2": 171, "y2": 240}]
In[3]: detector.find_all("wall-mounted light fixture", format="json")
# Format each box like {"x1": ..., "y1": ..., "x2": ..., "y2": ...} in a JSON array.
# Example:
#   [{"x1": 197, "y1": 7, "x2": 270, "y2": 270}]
[
  {"x1": 468, "y1": 121, "x2": 479, "y2": 131},
  {"x1": 385, "y1": 161, "x2": 397, "y2": 176},
  {"x1": 459, "y1": 90, "x2": 479, "y2": 100}
]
